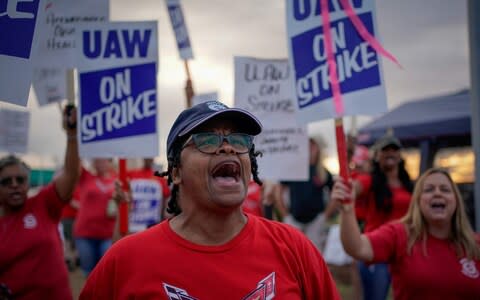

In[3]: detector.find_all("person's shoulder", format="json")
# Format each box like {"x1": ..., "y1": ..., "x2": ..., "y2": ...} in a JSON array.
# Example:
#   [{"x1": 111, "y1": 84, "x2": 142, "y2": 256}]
[
  {"x1": 252, "y1": 216, "x2": 310, "y2": 243},
  {"x1": 111, "y1": 222, "x2": 166, "y2": 254}
]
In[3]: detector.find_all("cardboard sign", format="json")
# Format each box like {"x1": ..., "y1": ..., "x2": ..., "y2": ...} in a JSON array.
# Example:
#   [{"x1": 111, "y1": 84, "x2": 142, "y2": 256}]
[
  {"x1": 191, "y1": 92, "x2": 218, "y2": 106},
  {"x1": 165, "y1": 0, "x2": 193, "y2": 60},
  {"x1": 32, "y1": 0, "x2": 109, "y2": 106},
  {"x1": 76, "y1": 21, "x2": 159, "y2": 158},
  {"x1": 286, "y1": 0, "x2": 387, "y2": 122},
  {"x1": 234, "y1": 57, "x2": 308, "y2": 181},
  {"x1": 0, "y1": 108, "x2": 30, "y2": 153},
  {"x1": 0, "y1": 0, "x2": 44, "y2": 106}
]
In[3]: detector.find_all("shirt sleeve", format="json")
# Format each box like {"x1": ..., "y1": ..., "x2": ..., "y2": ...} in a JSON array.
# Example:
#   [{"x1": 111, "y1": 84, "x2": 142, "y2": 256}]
[
  {"x1": 79, "y1": 249, "x2": 117, "y2": 299},
  {"x1": 294, "y1": 231, "x2": 342, "y2": 299},
  {"x1": 39, "y1": 183, "x2": 65, "y2": 222},
  {"x1": 366, "y1": 222, "x2": 405, "y2": 263}
]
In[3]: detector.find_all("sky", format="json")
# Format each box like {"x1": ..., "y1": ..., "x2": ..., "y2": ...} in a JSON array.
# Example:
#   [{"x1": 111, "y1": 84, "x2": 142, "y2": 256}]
[{"x1": 0, "y1": 0, "x2": 470, "y2": 171}]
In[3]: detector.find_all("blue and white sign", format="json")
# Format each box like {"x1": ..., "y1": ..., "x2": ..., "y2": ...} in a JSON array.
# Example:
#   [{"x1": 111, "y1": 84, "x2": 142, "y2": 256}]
[
  {"x1": 234, "y1": 57, "x2": 308, "y2": 181},
  {"x1": 76, "y1": 21, "x2": 159, "y2": 158},
  {"x1": 33, "y1": 0, "x2": 109, "y2": 106},
  {"x1": 129, "y1": 178, "x2": 163, "y2": 233},
  {"x1": 286, "y1": 0, "x2": 388, "y2": 123},
  {"x1": 0, "y1": 0, "x2": 44, "y2": 106},
  {"x1": 165, "y1": 0, "x2": 193, "y2": 60}
]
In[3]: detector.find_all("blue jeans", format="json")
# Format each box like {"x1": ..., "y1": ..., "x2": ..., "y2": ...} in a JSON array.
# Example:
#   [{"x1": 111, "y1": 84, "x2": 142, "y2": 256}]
[
  {"x1": 75, "y1": 238, "x2": 112, "y2": 276},
  {"x1": 358, "y1": 261, "x2": 391, "y2": 300}
]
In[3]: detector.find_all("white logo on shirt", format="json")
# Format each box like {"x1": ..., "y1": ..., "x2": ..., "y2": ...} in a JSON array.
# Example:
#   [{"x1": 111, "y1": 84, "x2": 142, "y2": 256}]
[
  {"x1": 460, "y1": 258, "x2": 479, "y2": 279},
  {"x1": 23, "y1": 213, "x2": 37, "y2": 229}
]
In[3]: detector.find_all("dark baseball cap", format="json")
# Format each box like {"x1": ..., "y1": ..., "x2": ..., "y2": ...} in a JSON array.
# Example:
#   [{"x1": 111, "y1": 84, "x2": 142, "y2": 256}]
[
  {"x1": 166, "y1": 101, "x2": 262, "y2": 157},
  {"x1": 373, "y1": 135, "x2": 402, "y2": 151}
]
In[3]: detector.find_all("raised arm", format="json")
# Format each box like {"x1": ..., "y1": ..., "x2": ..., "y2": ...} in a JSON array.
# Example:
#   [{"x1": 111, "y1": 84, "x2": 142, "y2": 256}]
[
  {"x1": 55, "y1": 105, "x2": 81, "y2": 203},
  {"x1": 331, "y1": 177, "x2": 373, "y2": 261}
]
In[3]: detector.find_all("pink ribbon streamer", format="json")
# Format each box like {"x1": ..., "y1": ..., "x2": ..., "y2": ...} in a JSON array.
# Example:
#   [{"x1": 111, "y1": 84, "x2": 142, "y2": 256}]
[
  {"x1": 320, "y1": 0, "x2": 401, "y2": 116},
  {"x1": 320, "y1": 0, "x2": 344, "y2": 115},
  {"x1": 339, "y1": 0, "x2": 402, "y2": 68}
]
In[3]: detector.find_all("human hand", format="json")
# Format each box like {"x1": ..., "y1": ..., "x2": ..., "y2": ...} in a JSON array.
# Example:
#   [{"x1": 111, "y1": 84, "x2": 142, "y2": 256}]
[
  {"x1": 63, "y1": 104, "x2": 77, "y2": 136},
  {"x1": 112, "y1": 180, "x2": 130, "y2": 205},
  {"x1": 331, "y1": 177, "x2": 354, "y2": 208}
]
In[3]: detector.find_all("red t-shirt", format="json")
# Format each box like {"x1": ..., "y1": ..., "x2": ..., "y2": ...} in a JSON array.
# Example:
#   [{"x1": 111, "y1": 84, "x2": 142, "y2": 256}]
[
  {"x1": 61, "y1": 188, "x2": 80, "y2": 219},
  {"x1": 241, "y1": 181, "x2": 263, "y2": 217},
  {"x1": 80, "y1": 215, "x2": 340, "y2": 299},
  {"x1": 73, "y1": 168, "x2": 117, "y2": 239},
  {"x1": 367, "y1": 222, "x2": 480, "y2": 300},
  {"x1": 127, "y1": 168, "x2": 170, "y2": 232},
  {"x1": 355, "y1": 174, "x2": 411, "y2": 232},
  {"x1": 0, "y1": 184, "x2": 72, "y2": 300}
]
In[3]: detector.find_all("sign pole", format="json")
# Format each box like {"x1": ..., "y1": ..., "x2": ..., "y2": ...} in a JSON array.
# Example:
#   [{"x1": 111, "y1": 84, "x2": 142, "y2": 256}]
[
  {"x1": 184, "y1": 60, "x2": 194, "y2": 108},
  {"x1": 118, "y1": 158, "x2": 129, "y2": 236}
]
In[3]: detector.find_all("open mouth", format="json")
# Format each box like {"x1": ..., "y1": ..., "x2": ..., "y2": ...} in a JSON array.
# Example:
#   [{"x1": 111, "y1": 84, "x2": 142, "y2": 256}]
[
  {"x1": 430, "y1": 202, "x2": 446, "y2": 211},
  {"x1": 212, "y1": 161, "x2": 241, "y2": 183}
]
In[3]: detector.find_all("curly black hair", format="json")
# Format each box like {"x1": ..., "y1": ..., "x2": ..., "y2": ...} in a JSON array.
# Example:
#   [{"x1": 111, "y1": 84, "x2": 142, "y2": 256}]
[{"x1": 155, "y1": 138, "x2": 262, "y2": 216}]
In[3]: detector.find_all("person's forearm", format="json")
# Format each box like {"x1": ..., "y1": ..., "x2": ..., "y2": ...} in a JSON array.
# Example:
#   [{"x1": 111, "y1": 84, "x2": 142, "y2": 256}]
[
  {"x1": 339, "y1": 204, "x2": 372, "y2": 261},
  {"x1": 56, "y1": 134, "x2": 80, "y2": 202}
]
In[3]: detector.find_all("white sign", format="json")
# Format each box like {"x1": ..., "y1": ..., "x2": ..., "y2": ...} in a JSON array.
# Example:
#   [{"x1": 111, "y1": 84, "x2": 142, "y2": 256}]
[
  {"x1": 165, "y1": 0, "x2": 193, "y2": 60},
  {"x1": 286, "y1": 0, "x2": 387, "y2": 122},
  {"x1": 191, "y1": 92, "x2": 218, "y2": 106},
  {"x1": 32, "y1": 0, "x2": 109, "y2": 106},
  {"x1": 234, "y1": 57, "x2": 308, "y2": 181},
  {"x1": 0, "y1": 108, "x2": 30, "y2": 153},
  {"x1": 0, "y1": 0, "x2": 45, "y2": 106},
  {"x1": 75, "y1": 21, "x2": 159, "y2": 158}
]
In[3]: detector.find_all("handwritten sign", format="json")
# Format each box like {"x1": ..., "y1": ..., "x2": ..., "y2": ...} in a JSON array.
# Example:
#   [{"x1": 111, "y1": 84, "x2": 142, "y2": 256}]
[
  {"x1": 76, "y1": 21, "x2": 159, "y2": 158},
  {"x1": 0, "y1": 0, "x2": 43, "y2": 106},
  {"x1": 234, "y1": 57, "x2": 308, "y2": 181},
  {"x1": 286, "y1": 0, "x2": 387, "y2": 123},
  {"x1": 32, "y1": 0, "x2": 109, "y2": 106},
  {"x1": 165, "y1": 0, "x2": 193, "y2": 60},
  {"x1": 0, "y1": 108, "x2": 30, "y2": 153},
  {"x1": 191, "y1": 92, "x2": 218, "y2": 106}
]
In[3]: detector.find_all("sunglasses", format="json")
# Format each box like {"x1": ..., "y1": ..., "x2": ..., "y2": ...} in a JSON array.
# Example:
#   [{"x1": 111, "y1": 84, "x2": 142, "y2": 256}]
[
  {"x1": 183, "y1": 132, "x2": 253, "y2": 154},
  {"x1": 0, "y1": 175, "x2": 27, "y2": 187}
]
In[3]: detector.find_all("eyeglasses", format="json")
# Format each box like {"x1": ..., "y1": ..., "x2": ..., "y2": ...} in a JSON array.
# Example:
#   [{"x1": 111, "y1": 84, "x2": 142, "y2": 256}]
[
  {"x1": 0, "y1": 175, "x2": 27, "y2": 187},
  {"x1": 183, "y1": 132, "x2": 253, "y2": 154}
]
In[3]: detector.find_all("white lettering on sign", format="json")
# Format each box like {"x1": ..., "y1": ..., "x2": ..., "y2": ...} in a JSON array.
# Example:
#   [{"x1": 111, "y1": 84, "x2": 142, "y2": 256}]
[
  {"x1": 0, "y1": 0, "x2": 34, "y2": 19},
  {"x1": 81, "y1": 68, "x2": 156, "y2": 141},
  {"x1": 297, "y1": 42, "x2": 377, "y2": 106},
  {"x1": 100, "y1": 69, "x2": 131, "y2": 104}
]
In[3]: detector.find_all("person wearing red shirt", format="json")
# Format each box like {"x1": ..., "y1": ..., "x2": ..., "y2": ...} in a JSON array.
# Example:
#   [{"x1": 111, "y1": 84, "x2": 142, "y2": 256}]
[
  {"x1": 350, "y1": 135, "x2": 413, "y2": 300},
  {"x1": 60, "y1": 187, "x2": 80, "y2": 271},
  {"x1": 332, "y1": 167, "x2": 480, "y2": 300},
  {"x1": 127, "y1": 158, "x2": 170, "y2": 232},
  {"x1": 73, "y1": 158, "x2": 117, "y2": 276},
  {"x1": 80, "y1": 101, "x2": 340, "y2": 299},
  {"x1": 0, "y1": 106, "x2": 80, "y2": 300},
  {"x1": 241, "y1": 180, "x2": 263, "y2": 217}
]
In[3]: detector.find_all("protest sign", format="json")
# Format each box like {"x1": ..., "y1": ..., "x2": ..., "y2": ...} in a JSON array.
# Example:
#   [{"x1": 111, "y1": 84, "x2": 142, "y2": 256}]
[
  {"x1": 234, "y1": 57, "x2": 308, "y2": 181},
  {"x1": 191, "y1": 92, "x2": 218, "y2": 106},
  {"x1": 129, "y1": 178, "x2": 163, "y2": 233},
  {"x1": 75, "y1": 21, "x2": 159, "y2": 158},
  {"x1": 286, "y1": 0, "x2": 388, "y2": 123},
  {"x1": 0, "y1": 0, "x2": 44, "y2": 106},
  {"x1": 165, "y1": 0, "x2": 193, "y2": 60},
  {"x1": 32, "y1": 0, "x2": 109, "y2": 106},
  {"x1": 0, "y1": 108, "x2": 30, "y2": 153}
]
